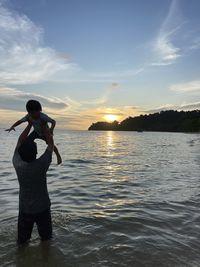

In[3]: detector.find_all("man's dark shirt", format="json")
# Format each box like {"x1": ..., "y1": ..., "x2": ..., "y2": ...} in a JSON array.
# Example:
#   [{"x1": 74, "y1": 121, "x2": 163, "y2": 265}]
[{"x1": 13, "y1": 148, "x2": 52, "y2": 214}]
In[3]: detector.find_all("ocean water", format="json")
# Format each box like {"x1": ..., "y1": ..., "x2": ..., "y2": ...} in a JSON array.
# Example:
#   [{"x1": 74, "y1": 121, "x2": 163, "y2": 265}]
[{"x1": 0, "y1": 129, "x2": 200, "y2": 267}]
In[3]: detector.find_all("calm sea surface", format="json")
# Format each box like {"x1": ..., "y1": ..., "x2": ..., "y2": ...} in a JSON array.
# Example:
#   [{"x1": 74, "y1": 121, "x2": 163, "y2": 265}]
[{"x1": 0, "y1": 129, "x2": 200, "y2": 267}]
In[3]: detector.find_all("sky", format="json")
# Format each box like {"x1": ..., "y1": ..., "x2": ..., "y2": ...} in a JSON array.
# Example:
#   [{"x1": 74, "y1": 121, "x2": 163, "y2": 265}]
[{"x1": 0, "y1": 0, "x2": 200, "y2": 129}]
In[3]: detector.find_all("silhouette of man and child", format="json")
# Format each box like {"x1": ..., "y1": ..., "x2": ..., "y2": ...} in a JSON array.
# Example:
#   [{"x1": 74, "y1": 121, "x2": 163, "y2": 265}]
[{"x1": 6, "y1": 100, "x2": 62, "y2": 245}]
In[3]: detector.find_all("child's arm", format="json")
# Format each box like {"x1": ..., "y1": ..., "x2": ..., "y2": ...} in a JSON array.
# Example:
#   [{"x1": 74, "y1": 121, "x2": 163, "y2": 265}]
[
  {"x1": 6, "y1": 115, "x2": 28, "y2": 132},
  {"x1": 5, "y1": 120, "x2": 23, "y2": 132}
]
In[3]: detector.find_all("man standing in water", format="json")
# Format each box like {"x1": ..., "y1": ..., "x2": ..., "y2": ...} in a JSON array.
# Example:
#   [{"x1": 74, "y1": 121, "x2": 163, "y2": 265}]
[{"x1": 13, "y1": 121, "x2": 54, "y2": 245}]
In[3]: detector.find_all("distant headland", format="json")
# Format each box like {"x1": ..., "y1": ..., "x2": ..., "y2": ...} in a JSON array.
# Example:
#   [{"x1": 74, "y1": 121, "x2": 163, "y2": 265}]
[{"x1": 88, "y1": 110, "x2": 200, "y2": 132}]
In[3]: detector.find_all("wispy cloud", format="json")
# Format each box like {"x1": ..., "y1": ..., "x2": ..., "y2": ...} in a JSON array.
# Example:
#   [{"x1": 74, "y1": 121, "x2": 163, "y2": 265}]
[
  {"x1": 97, "y1": 105, "x2": 141, "y2": 117},
  {"x1": 189, "y1": 37, "x2": 200, "y2": 50},
  {"x1": 81, "y1": 83, "x2": 120, "y2": 106},
  {"x1": 0, "y1": 84, "x2": 118, "y2": 129},
  {"x1": 170, "y1": 80, "x2": 200, "y2": 92},
  {"x1": 180, "y1": 102, "x2": 200, "y2": 110},
  {"x1": 145, "y1": 102, "x2": 200, "y2": 113},
  {"x1": 145, "y1": 104, "x2": 177, "y2": 113},
  {"x1": 0, "y1": 2, "x2": 76, "y2": 85},
  {"x1": 0, "y1": 87, "x2": 68, "y2": 111},
  {"x1": 90, "y1": 67, "x2": 144, "y2": 79},
  {"x1": 152, "y1": 0, "x2": 183, "y2": 66},
  {"x1": 0, "y1": 84, "x2": 144, "y2": 129},
  {"x1": 85, "y1": 1, "x2": 186, "y2": 78}
]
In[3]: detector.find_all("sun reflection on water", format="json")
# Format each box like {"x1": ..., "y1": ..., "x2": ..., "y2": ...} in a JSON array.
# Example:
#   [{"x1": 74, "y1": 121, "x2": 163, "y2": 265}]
[{"x1": 106, "y1": 131, "x2": 114, "y2": 148}]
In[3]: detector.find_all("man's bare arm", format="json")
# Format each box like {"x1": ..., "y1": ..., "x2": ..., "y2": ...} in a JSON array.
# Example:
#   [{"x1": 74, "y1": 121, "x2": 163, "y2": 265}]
[
  {"x1": 16, "y1": 122, "x2": 32, "y2": 149},
  {"x1": 5, "y1": 120, "x2": 24, "y2": 132}
]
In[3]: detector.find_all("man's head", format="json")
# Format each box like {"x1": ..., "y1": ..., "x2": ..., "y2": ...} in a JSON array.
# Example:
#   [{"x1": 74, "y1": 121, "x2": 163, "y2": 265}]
[
  {"x1": 26, "y1": 100, "x2": 42, "y2": 119},
  {"x1": 18, "y1": 141, "x2": 37, "y2": 162}
]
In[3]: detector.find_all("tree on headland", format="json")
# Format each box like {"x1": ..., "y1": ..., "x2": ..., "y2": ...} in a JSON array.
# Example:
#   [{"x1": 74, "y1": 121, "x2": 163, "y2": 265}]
[
  {"x1": 88, "y1": 110, "x2": 200, "y2": 132},
  {"x1": 88, "y1": 120, "x2": 119, "y2": 131}
]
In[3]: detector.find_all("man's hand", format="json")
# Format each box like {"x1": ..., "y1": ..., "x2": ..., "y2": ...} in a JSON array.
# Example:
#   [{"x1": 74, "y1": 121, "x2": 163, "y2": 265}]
[{"x1": 5, "y1": 126, "x2": 16, "y2": 132}]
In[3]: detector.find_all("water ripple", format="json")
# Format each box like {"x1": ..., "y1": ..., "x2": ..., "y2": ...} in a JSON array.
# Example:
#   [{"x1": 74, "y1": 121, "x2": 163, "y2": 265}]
[{"x1": 0, "y1": 131, "x2": 200, "y2": 266}]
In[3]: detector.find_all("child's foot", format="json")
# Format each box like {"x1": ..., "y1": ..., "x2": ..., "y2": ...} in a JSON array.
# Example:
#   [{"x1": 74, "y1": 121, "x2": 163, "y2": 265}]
[{"x1": 57, "y1": 155, "x2": 62, "y2": 165}]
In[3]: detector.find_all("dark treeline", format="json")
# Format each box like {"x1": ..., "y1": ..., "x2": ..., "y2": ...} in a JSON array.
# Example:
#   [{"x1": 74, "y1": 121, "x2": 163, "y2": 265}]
[{"x1": 88, "y1": 110, "x2": 200, "y2": 132}]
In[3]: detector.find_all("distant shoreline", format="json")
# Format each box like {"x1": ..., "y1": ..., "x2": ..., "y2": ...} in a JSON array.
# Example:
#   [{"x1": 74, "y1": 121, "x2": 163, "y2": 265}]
[
  {"x1": 88, "y1": 110, "x2": 200, "y2": 133},
  {"x1": 88, "y1": 129, "x2": 200, "y2": 134}
]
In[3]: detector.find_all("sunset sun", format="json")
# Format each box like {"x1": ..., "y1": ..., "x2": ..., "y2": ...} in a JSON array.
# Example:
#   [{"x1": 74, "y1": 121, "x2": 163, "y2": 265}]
[{"x1": 104, "y1": 114, "x2": 118, "y2": 122}]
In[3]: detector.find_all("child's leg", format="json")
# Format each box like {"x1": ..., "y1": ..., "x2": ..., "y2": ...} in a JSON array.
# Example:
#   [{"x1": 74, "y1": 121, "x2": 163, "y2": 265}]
[
  {"x1": 41, "y1": 135, "x2": 62, "y2": 165},
  {"x1": 53, "y1": 145, "x2": 62, "y2": 165}
]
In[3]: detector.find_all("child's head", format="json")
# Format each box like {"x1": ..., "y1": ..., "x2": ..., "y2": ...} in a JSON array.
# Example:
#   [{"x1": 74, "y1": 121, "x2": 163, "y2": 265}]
[{"x1": 26, "y1": 100, "x2": 42, "y2": 119}]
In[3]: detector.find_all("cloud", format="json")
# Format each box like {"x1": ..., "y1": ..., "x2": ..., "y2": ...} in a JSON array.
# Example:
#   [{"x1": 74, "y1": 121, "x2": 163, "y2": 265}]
[
  {"x1": 149, "y1": 0, "x2": 200, "y2": 68},
  {"x1": 81, "y1": 83, "x2": 121, "y2": 105},
  {"x1": 189, "y1": 37, "x2": 200, "y2": 50},
  {"x1": 0, "y1": 82, "x2": 128, "y2": 129},
  {"x1": 179, "y1": 102, "x2": 200, "y2": 110},
  {"x1": 0, "y1": 2, "x2": 75, "y2": 85},
  {"x1": 90, "y1": 68, "x2": 144, "y2": 79},
  {"x1": 0, "y1": 86, "x2": 92, "y2": 129},
  {"x1": 145, "y1": 104, "x2": 176, "y2": 113},
  {"x1": 95, "y1": 106, "x2": 142, "y2": 118},
  {"x1": 145, "y1": 102, "x2": 200, "y2": 113},
  {"x1": 152, "y1": 0, "x2": 183, "y2": 66},
  {"x1": 0, "y1": 87, "x2": 68, "y2": 111},
  {"x1": 170, "y1": 80, "x2": 200, "y2": 92},
  {"x1": 0, "y1": 84, "x2": 129, "y2": 129}
]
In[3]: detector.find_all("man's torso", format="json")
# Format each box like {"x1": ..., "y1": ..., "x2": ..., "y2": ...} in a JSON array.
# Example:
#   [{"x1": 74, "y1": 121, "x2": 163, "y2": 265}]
[{"x1": 13, "y1": 149, "x2": 52, "y2": 214}]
